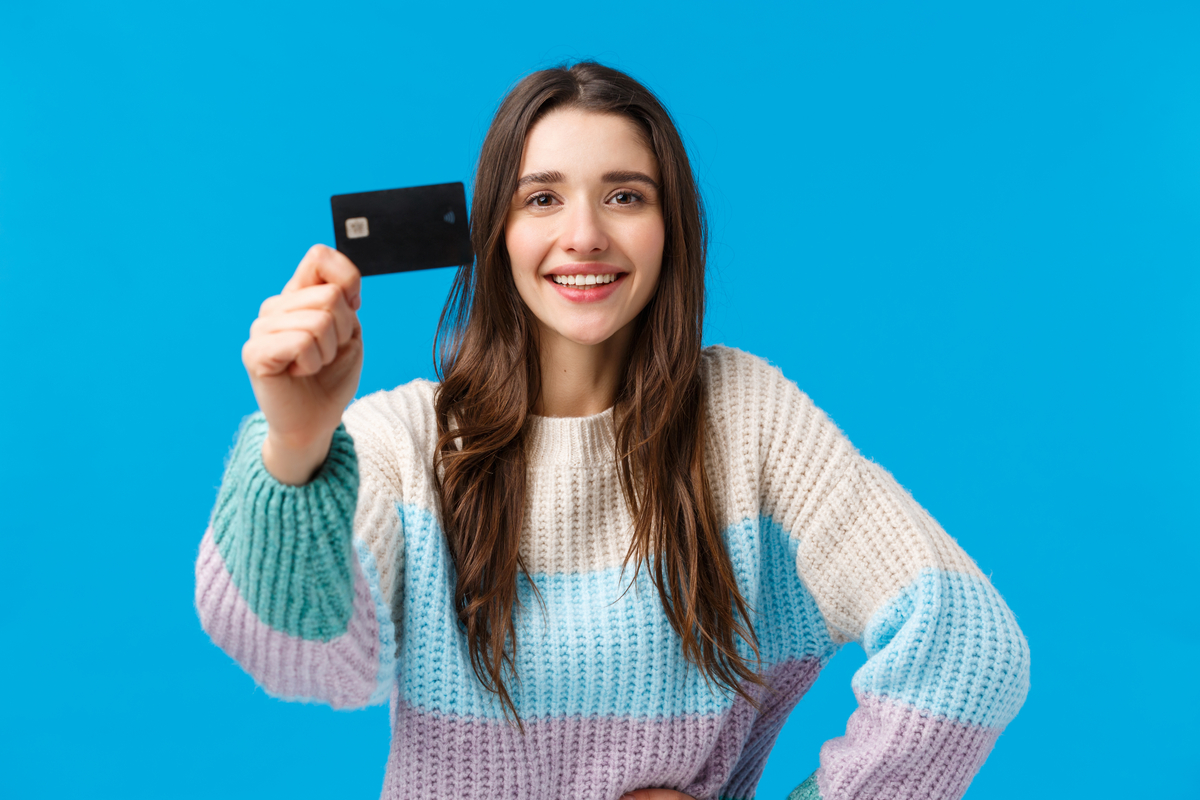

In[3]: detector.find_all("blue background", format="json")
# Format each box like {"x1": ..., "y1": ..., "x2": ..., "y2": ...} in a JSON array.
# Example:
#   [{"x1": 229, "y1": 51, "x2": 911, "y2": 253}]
[{"x1": 1, "y1": 1, "x2": 1196, "y2": 797}]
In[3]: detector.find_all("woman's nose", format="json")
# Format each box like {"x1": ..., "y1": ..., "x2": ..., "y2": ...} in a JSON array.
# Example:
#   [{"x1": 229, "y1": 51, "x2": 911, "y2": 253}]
[{"x1": 558, "y1": 202, "x2": 609, "y2": 255}]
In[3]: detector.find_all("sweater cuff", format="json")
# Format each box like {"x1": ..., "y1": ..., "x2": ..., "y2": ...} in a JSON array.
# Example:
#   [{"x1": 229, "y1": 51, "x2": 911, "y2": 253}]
[
  {"x1": 207, "y1": 411, "x2": 360, "y2": 641},
  {"x1": 786, "y1": 774, "x2": 821, "y2": 800}
]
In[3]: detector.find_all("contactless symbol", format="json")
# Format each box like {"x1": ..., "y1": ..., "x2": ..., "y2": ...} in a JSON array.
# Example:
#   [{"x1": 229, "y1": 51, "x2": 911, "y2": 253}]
[
  {"x1": 346, "y1": 217, "x2": 369, "y2": 239},
  {"x1": 443, "y1": 210, "x2": 455, "y2": 224}
]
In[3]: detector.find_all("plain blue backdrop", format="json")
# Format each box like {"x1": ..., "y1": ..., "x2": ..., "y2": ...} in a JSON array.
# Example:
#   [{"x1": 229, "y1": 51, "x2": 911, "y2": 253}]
[{"x1": 1, "y1": 1, "x2": 1197, "y2": 797}]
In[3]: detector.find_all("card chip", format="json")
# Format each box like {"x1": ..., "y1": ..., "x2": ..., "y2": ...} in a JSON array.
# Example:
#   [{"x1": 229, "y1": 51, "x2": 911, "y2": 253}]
[{"x1": 346, "y1": 217, "x2": 369, "y2": 239}]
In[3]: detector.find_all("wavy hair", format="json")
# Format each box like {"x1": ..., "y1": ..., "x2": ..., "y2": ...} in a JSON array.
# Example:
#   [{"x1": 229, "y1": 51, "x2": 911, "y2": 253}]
[{"x1": 433, "y1": 62, "x2": 766, "y2": 732}]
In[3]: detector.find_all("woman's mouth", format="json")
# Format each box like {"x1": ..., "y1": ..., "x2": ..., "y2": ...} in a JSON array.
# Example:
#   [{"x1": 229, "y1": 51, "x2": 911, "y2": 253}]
[
  {"x1": 549, "y1": 273, "x2": 622, "y2": 287},
  {"x1": 545, "y1": 272, "x2": 627, "y2": 302}
]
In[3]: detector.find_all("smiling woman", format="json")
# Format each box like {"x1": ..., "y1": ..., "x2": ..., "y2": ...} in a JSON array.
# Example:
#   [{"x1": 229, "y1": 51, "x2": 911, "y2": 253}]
[
  {"x1": 505, "y1": 108, "x2": 666, "y2": 414},
  {"x1": 195, "y1": 61, "x2": 1030, "y2": 800},
  {"x1": 431, "y1": 65, "x2": 765, "y2": 747}
]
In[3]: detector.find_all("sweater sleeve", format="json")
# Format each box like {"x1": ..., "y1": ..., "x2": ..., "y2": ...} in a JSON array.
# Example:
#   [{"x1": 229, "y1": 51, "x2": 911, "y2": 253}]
[
  {"x1": 194, "y1": 409, "x2": 401, "y2": 709},
  {"x1": 750, "y1": 356, "x2": 1030, "y2": 799}
]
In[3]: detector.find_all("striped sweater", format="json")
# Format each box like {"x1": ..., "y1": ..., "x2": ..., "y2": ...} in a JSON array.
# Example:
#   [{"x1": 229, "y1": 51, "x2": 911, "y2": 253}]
[{"x1": 195, "y1": 344, "x2": 1030, "y2": 800}]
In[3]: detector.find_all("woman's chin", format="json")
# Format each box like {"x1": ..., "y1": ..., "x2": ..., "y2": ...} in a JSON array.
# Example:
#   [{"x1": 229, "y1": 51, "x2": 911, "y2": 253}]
[{"x1": 547, "y1": 322, "x2": 628, "y2": 350}]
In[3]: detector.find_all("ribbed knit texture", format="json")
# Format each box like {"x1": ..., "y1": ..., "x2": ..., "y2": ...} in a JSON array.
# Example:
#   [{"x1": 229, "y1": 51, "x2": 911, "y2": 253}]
[
  {"x1": 195, "y1": 345, "x2": 1030, "y2": 799},
  {"x1": 787, "y1": 775, "x2": 821, "y2": 800}
]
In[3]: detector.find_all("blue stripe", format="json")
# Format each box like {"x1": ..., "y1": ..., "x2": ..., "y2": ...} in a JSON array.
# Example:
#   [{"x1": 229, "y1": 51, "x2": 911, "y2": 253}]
[
  {"x1": 393, "y1": 505, "x2": 837, "y2": 719},
  {"x1": 354, "y1": 539, "x2": 397, "y2": 706},
  {"x1": 851, "y1": 567, "x2": 1030, "y2": 728}
]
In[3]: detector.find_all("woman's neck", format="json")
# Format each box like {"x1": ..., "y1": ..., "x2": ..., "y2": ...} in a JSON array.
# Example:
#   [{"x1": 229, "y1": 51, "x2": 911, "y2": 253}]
[{"x1": 534, "y1": 322, "x2": 634, "y2": 417}]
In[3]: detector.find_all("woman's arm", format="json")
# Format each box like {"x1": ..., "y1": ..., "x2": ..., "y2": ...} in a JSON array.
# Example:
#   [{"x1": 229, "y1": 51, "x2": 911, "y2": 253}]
[
  {"x1": 788, "y1": 452, "x2": 1030, "y2": 798},
  {"x1": 745, "y1": 353, "x2": 1031, "y2": 799},
  {"x1": 194, "y1": 409, "x2": 400, "y2": 709},
  {"x1": 195, "y1": 243, "x2": 402, "y2": 707}
]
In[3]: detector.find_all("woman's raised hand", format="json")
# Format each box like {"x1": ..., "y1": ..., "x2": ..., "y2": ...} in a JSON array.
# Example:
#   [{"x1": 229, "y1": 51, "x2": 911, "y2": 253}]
[{"x1": 241, "y1": 244, "x2": 364, "y2": 485}]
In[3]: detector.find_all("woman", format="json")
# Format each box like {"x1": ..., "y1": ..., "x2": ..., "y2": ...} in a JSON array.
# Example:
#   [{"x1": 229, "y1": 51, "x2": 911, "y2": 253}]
[{"x1": 196, "y1": 62, "x2": 1030, "y2": 800}]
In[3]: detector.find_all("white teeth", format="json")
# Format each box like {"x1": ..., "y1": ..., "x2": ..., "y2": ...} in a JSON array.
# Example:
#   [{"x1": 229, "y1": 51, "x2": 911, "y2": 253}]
[{"x1": 551, "y1": 273, "x2": 619, "y2": 286}]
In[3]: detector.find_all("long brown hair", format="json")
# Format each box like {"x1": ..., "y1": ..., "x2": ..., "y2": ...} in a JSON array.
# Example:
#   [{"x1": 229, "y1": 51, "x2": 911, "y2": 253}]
[{"x1": 433, "y1": 62, "x2": 766, "y2": 731}]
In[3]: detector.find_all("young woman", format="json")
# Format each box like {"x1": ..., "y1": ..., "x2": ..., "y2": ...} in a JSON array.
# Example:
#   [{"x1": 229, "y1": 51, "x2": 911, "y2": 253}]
[{"x1": 196, "y1": 62, "x2": 1030, "y2": 800}]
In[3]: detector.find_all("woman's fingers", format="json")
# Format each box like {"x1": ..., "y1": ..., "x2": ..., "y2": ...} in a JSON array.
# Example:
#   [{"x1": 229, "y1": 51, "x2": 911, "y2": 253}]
[
  {"x1": 283, "y1": 244, "x2": 362, "y2": 310},
  {"x1": 251, "y1": 308, "x2": 340, "y2": 367},
  {"x1": 243, "y1": 329, "x2": 324, "y2": 378},
  {"x1": 287, "y1": 339, "x2": 325, "y2": 377},
  {"x1": 259, "y1": 282, "x2": 358, "y2": 346},
  {"x1": 243, "y1": 245, "x2": 364, "y2": 381}
]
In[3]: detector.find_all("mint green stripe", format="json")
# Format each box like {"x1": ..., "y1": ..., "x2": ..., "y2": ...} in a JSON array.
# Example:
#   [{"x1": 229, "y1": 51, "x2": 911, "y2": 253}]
[
  {"x1": 209, "y1": 411, "x2": 359, "y2": 641},
  {"x1": 786, "y1": 773, "x2": 821, "y2": 800}
]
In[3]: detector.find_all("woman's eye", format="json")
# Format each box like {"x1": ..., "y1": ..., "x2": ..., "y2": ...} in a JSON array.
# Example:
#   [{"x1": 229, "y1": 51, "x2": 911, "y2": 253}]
[
  {"x1": 530, "y1": 193, "x2": 555, "y2": 207},
  {"x1": 611, "y1": 191, "x2": 641, "y2": 205}
]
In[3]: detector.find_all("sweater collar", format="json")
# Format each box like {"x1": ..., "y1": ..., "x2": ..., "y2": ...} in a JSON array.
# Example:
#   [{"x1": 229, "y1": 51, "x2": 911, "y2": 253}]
[{"x1": 524, "y1": 407, "x2": 616, "y2": 466}]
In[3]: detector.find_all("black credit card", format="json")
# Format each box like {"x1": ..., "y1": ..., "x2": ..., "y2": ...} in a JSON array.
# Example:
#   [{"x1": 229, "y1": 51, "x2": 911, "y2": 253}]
[{"x1": 330, "y1": 182, "x2": 473, "y2": 276}]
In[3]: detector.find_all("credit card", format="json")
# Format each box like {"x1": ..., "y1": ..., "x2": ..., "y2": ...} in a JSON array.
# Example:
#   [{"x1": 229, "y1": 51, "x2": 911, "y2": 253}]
[{"x1": 330, "y1": 182, "x2": 473, "y2": 276}]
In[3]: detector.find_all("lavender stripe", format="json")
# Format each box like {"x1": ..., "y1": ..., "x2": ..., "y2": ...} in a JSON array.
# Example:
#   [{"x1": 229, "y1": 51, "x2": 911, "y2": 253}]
[
  {"x1": 816, "y1": 692, "x2": 1001, "y2": 799},
  {"x1": 721, "y1": 658, "x2": 823, "y2": 800},
  {"x1": 195, "y1": 527, "x2": 384, "y2": 708},
  {"x1": 380, "y1": 659, "x2": 820, "y2": 800}
]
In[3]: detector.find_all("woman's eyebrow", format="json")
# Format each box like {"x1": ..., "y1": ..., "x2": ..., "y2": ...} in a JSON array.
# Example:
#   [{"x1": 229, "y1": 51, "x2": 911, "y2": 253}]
[
  {"x1": 516, "y1": 170, "x2": 565, "y2": 188},
  {"x1": 515, "y1": 170, "x2": 660, "y2": 190},
  {"x1": 602, "y1": 170, "x2": 659, "y2": 189}
]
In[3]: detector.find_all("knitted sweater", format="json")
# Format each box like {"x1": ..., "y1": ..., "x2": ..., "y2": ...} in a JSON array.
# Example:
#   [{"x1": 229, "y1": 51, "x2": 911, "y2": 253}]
[{"x1": 195, "y1": 345, "x2": 1029, "y2": 800}]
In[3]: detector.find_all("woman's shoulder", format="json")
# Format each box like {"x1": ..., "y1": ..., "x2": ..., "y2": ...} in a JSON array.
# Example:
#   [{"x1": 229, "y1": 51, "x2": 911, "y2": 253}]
[
  {"x1": 699, "y1": 343, "x2": 849, "y2": 452},
  {"x1": 345, "y1": 376, "x2": 438, "y2": 422},
  {"x1": 341, "y1": 378, "x2": 441, "y2": 463},
  {"x1": 700, "y1": 344, "x2": 816, "y2": 408}
]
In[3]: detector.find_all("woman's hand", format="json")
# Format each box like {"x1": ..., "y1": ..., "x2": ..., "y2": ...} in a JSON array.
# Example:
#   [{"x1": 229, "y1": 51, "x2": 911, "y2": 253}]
[
  {"x1": 241, "y1": 244, "x2": 364, "y2": 485},
  {"x1": 620, "y1": 791, "x2": 697, "y2": 800}
]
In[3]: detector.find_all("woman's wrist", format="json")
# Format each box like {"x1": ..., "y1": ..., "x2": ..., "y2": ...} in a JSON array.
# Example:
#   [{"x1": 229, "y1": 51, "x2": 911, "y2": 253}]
[{"x1": 261, "y1": 428, "x2": 335, "y2": 486}]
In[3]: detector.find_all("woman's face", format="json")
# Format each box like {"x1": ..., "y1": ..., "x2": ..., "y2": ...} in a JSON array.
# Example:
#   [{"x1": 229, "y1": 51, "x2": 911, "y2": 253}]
[{"x1": 506, "y1": 107, "x2": 664, "y2": 350}]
